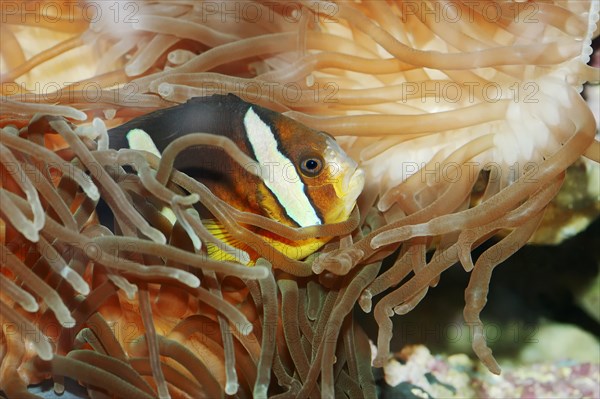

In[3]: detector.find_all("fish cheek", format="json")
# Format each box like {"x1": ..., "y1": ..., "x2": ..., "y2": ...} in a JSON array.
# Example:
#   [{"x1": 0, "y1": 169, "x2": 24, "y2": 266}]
[{"x1": 306, "y1": 184, "x2": 341, "y2": 224}]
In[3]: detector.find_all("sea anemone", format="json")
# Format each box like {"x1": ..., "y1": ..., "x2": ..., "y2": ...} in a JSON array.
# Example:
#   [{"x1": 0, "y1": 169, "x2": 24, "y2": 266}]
[{"x1": 1, "y1": 1, "x2": 599, "y2": 398}]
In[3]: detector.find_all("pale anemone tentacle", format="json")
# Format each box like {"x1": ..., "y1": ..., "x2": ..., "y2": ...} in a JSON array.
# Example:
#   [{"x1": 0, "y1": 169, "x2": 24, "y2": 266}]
[{"x1": 0, "y1": 142, "x2": 45, "y2": 241}]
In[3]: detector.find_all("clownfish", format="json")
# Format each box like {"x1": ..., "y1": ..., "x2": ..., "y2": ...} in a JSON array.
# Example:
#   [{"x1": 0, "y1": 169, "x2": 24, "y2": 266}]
[{"x1": 108, "y1": 94, "x2": 364, "y2": 265}]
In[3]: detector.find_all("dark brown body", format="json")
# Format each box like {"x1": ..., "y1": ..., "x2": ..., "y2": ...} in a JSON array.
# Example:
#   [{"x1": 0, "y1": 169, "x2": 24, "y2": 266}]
[{"x1": 108, "y1": 94, "x2": 335, "y2": 227}]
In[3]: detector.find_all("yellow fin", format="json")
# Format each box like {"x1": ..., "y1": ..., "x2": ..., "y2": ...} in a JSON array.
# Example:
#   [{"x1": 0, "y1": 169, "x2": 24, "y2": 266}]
[
  {"x1": 203, "y1": 220, "x2": 252, "y2": 265},
  {"x1": 267, "y1": 236, "x2": 329, "y2": 261},
  {"x1": 203, "y1": 220, "x2": 331, "y2": 265}
]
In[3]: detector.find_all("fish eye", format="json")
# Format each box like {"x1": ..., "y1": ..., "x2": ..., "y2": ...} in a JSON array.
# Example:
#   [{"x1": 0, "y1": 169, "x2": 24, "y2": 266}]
[{"x1": 300, "y1": 156, "x2": 324, "y2": 177}]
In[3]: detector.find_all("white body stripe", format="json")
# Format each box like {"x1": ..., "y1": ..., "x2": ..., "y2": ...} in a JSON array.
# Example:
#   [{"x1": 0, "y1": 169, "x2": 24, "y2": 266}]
[
  {"x1": 244, "y1": 108, "x2": 321, "y2": 227},
  {"x1": 126, "y1": 128, "x2": 162, "y2": 158}
]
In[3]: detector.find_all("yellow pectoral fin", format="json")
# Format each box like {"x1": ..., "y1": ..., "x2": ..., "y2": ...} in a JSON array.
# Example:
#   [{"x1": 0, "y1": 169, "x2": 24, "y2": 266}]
[
  {"x1": 266, "y1": 236, "x2": 330, "y2": 260},
  {"x1": 203, "y1": 220, "x2": 331, "y2": 264},
  {"x1": 203, "y1": 220, "x2": 253, "y2": 265}
]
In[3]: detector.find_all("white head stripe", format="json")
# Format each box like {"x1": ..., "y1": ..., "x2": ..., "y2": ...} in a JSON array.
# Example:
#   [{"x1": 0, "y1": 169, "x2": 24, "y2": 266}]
[
  {"x1": 243, "y1": 108, "x2": 321, "y2": 227},
  {"x1": 126, "y1": 129, "x2": 162, "y2": 158}
]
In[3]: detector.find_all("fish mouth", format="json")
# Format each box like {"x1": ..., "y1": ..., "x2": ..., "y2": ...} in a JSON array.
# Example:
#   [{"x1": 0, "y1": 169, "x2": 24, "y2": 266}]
[
  {"x1": 341, "y1": 167, "x2": 365, "y2": 218},
  {"x1": 343, "y1": 164, "x2": 363, "y2": 196},
  {"x1": 322, "y1": 134, "x2": 364, "y2": 218},
  {"x1": 324, "y1": 135, "x2": 362, "y2": 195},
  {"x1": 346, "y1": 167, "x2": 365, "y2": 200}
]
